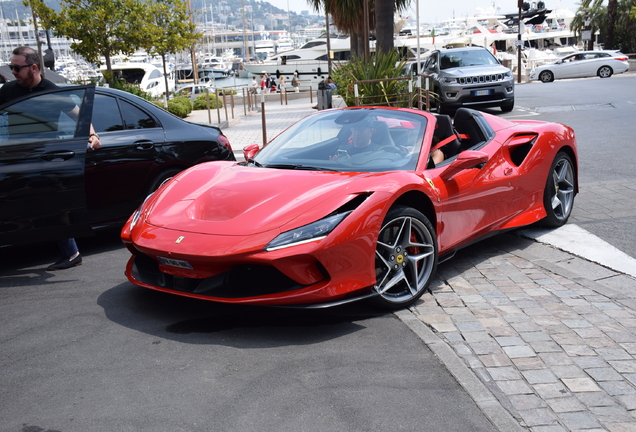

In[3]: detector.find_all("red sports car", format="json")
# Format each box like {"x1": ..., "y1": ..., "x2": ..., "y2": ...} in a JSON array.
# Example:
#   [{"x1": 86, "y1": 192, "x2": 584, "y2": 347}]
[{"x1": 121, "y1": 107, "x2": 577, "y2": 309}]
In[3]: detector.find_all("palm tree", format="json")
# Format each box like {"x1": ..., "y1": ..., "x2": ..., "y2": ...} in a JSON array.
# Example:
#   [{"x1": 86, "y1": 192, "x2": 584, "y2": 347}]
[
  {"x1": 308, "y1": 0, "x2": 367, "y2": 57},
  {"x1": 308, "y1": 0, "x2": 412, "y2": 57},
  {"x1": 571, "y1": 0, "x2": 605, "y2": 50},
  {"x1": 374, "y1": 0, "x2": 411, "y2": 54},
  {"x1": 606, "y1": 0, "x2": 618, "y2": 49}
]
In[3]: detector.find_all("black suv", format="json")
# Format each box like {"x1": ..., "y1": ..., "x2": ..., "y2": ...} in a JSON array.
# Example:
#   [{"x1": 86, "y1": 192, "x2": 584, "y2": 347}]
[{"x1": 422, "y1": 46, "x2": 515, "y2": 113}]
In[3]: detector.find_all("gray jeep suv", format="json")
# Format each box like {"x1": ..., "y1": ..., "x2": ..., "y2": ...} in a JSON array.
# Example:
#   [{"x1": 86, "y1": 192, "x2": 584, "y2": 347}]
[{"x1": 422, "y1": 46, "x2": 515, "y2": 113}]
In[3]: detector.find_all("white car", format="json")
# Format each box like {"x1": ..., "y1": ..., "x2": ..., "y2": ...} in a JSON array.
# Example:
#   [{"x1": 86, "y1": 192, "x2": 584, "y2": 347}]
[
  {"x1": 174, "y1": 83, "x2": 216, "y2": 100},
  {"x1": 529, "y1": 51, "x2": 629, "y2": 83}
]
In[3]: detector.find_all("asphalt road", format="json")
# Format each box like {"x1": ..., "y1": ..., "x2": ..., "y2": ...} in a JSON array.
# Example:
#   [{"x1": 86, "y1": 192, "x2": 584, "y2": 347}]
[{"x1": 0, "y1": 232, "x2": 497, "y2": 432}]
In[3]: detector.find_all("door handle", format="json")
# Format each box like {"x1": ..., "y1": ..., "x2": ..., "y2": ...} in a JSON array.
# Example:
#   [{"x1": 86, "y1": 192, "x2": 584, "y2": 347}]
[
  {"x1": 40, "y1": 151, "x2": 75, "y2": 161},
  {"x1": 134, "y1": 140, "x2": 155, "y2": 150}
]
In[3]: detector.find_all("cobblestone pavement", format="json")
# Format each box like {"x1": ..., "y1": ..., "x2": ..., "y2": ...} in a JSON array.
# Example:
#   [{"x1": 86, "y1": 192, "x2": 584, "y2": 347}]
[
  {"x1": 188, "y1": 99, "x2": 636, "y2": 431},
  {"x1": 410, "y1": 233, "x2": 636, "y2": 432}
]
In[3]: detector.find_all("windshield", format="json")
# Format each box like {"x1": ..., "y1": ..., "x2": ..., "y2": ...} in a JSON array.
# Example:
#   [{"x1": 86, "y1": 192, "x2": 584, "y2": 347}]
[
  {"x1": 440, "y1": 50, "x2": 498, "y2": 69},
  {"x1": 252, "y1": 109, "x2": 427, "y2": 172}
]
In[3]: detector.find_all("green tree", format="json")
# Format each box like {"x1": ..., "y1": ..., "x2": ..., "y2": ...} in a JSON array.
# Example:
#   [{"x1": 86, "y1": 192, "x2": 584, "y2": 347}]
[
  {"x1": 571, "y1": 0, "x2": 606, "y2": 50},
  {"x1": 307, "y1": 0, "x2": 411, "y2": 57},
  {"x1": 30, "y1": 0, "x2": 150, "y2": 80},
  {"x1": 308, "y1": 0, "x2": 367, "y2": 57},
  {"x1": 143, "y1": 0, "x2": 200, "y2": 103},
  {"x1": 606, "y1": 0, "x2": 618, "y2": 49},
  {"x1": 374, "y1": 0, "x2": 410, "y2": 55}
]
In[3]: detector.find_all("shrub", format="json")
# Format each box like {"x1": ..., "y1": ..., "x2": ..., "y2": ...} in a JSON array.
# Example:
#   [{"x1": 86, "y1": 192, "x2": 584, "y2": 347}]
[
  {"x1": 193, "y1": 93, "x2": 223, "y2": 110},
  {"x1": 166, "y1": 97, "x2": 193, "y2": 117},
  {"x1": 216, "y1": 88, "x2": 237, "y2": 96},
  {"x1": 331, "y1": 50, "x2": 410, "y2": 107},
  {"x1": 109, "y1": 77, "x2": 154, "y2": 101}
]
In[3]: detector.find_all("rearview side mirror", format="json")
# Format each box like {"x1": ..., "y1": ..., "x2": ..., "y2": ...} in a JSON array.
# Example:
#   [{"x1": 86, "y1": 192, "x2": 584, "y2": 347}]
[
  {"x1": 243, "y1": 143, "x2": 260, "y2": 160},
  {"x1": 440, "y1": 151, "x2": 489, "y2": 181}
]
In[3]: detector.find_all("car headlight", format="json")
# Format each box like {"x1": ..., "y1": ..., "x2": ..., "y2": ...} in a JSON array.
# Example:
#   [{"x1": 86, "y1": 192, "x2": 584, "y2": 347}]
[
  {"x1": 130, "y1": 193, "x2": 154, "y2": 230},
  {"x1": 265, "y1": 211, "x2": 352, "y2": 251},
  {"x1": 441, "y1": 77, "x2": 458, "y2": 84}
]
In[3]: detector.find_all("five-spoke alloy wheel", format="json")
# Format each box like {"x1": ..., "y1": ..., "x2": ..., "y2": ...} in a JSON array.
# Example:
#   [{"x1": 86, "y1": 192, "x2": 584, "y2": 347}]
[
  {"x1": 598, "y1": 66, "x2": 613, "y2": 78},
  {"x1": 539, "y1": 70, "x2": 554, "y2": 83},
  {"x1": 542, "y1": 152, "x2": 576, "y2": 227},
  {"x1": 373, "y1": 206, "x2": 437, "y2": 309}
]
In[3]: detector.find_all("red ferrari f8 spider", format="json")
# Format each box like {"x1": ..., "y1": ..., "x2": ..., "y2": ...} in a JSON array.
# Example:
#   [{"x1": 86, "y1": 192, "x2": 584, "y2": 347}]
[{"x1": 121, "y1": 107, "x2": 578, "y2": 309}]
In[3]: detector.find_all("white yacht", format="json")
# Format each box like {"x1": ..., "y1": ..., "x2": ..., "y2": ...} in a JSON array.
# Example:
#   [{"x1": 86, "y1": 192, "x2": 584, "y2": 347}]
[
  {"x1": 102, "y1": 63, "x2": 175, "y2": 97},
  {"x1": 242, "y1": 35, "x2": 353, "y2": 90}
]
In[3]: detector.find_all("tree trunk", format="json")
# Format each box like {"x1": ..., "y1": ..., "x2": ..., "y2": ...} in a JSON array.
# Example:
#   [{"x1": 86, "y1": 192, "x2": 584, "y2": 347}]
[
  {"x1": 374, "y1": 0, "x2": 394, "y2": 55},
  {"x1": 606, "y1": 0, "x2": 617, "y2": 49},
  {"x1": 631, "y1": 0, "x2": 636, "y2": 53},
  {"x1": 162, "y1": 53, "x2": 170, "y2": 108},
  {"x1": 350, "y1": 29, "x2": 360, "y2": 57}
]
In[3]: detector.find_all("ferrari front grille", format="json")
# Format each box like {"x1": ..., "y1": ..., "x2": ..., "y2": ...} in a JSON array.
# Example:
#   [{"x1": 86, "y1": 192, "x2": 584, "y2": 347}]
[{"x1": 132, "y1": 254, "x2": 316, "y2": 298}]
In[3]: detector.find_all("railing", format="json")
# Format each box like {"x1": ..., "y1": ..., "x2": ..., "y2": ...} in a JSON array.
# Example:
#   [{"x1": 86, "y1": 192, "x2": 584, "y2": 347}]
[{"x1": 351, "y1": 76, "x2": 435, "y2": 111}]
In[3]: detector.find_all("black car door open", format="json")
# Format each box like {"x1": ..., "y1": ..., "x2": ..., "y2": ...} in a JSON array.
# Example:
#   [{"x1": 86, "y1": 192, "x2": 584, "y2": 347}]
[{"x1": 0, "y1": 85, "x2": 95, "y2": 247}]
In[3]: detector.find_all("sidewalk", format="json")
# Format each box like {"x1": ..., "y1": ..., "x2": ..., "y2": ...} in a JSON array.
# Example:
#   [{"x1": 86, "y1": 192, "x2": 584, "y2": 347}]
[
  {"x1": 185, "y1": 94, "x2": 316, "y2": 157},
  {"x1": 187, "y1": 97, "x2": 636, "y2": 431}
]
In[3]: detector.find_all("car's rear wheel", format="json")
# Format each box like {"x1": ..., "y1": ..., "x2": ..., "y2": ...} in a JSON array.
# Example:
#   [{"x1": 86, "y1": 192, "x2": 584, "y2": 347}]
[
  {"x1": 539, "y1": 70, "x2": 554, "y2": 83},
  {"x1": 147, "y1": 167, "x2": 183, "y2": 195},
  {"x1": 598, "y1": 66, "x2": 613, "y2": 78},
  {"x1": 372, "y1": 206, "x2": 437, "y2": 310},
  {"x1": 542, "y1": 152, "x2": 576, "y2": 227}
]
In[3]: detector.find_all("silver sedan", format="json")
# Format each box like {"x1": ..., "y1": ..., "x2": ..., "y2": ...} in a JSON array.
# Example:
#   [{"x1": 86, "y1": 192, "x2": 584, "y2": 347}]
[{"x1": 529, "y1": 50, "x2": 629, "y2": 83}]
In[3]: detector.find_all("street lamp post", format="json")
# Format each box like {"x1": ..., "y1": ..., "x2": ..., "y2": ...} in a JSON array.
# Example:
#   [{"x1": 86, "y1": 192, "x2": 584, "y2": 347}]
[{"x1": 517, "y1": 0, "x2": 522, "y2": 84}]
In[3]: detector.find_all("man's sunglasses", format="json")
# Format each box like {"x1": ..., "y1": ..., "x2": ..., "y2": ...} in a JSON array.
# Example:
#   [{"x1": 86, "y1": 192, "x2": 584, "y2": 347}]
[{"x1": 8, "y1": 64, "x2": 33, "y2": 72}]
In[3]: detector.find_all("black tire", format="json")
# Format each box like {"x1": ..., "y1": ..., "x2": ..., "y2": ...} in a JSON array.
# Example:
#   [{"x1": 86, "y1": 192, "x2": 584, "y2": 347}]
[
  {"x1": 539, "y1": 70, "x2": 554, "y2": 83},
  {"x1": 146, "y1": 167, "x2": 183, "y2": 195},
  {"x1": 371, "y1": 206, "x2": 437, "y2": 310},
  {"x1": 501, "y1": 100, "x2": 514, "y2": 112},
  {"x1": 541, "y1": 152, "x2": 576, "y2": 227},
  {"x1": 598, "y1": 66, "x2": 613, "y2": 78}
]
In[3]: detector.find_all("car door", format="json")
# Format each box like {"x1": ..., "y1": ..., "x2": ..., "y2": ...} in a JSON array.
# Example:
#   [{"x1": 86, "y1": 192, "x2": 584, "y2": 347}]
[
  {"x1": 427, "y1": 115, "x2": 519, "y2": 252},
  {"x1": 84, "y1": 91, "x2": 164, "y2": 225},
  {"x1": 0, "y1": 85, "x2": 95, "y2": 246},
  {"x1": 553, "y1": 54, "x2": 580, "y2": 79},
  {"x1": 577, "y1": 53, "x2": 600, "y2": 77}
]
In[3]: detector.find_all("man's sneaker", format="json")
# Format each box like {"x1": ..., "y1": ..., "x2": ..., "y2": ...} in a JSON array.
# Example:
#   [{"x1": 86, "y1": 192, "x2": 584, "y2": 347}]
[{"x1": 47, "y1": 254, "x2": 82, "y2": 271}]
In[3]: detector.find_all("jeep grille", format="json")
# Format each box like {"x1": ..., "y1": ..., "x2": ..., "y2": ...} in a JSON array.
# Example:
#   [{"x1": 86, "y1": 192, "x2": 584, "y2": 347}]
[{"x1": 458, "y1": 74, "x2": 505, "y2": 84}]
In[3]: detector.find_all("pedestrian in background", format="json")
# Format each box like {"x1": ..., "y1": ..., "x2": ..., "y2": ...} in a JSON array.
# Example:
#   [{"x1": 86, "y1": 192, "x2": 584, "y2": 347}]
[
  {"x1": 291, "y1": 72, "x2": 300, "y2": 92},
  {"x1": 279, "y1": 75, "x2": 286, "y2": 94}
]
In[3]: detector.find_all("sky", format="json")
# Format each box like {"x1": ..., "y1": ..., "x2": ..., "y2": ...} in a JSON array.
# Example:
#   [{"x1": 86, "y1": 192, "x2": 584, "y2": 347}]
[{"x1": 267, "y1": 0, "x2": 583, "y2": 23}]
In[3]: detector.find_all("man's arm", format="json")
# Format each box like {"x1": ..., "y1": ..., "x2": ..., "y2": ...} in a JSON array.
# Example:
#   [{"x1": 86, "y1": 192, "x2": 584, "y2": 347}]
[{"x1": 65, "y1": 105, "x2": 101, "y2": 150}]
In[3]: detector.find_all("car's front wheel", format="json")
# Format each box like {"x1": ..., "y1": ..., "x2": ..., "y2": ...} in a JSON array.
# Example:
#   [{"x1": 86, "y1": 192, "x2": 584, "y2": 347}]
[
  {"x1": 539, "y1": 70, "x2": 554, "y2": 83},
  {"x1": 598, "y1": 66, "x2": 613, "y2": 78},
  {"x1": 501, "y1": 100, "x2": 514, "y2": 112},
  {"x1": 542, "y1": 152, "x2": 576, "y2": 227},
  {"x1": 372, "y1": 206, "x2": 437, "y2": 309}
]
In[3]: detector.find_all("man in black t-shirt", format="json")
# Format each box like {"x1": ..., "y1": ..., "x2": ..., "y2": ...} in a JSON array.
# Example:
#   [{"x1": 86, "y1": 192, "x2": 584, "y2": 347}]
[{"x1": 0, "y1": 46, "x2": 101, "y2": 270}]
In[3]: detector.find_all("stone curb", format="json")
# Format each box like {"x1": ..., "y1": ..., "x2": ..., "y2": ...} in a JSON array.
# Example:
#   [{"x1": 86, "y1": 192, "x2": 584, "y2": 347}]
[{"x1": 395, "y1": 309, "x2": 527, "y2": 432}]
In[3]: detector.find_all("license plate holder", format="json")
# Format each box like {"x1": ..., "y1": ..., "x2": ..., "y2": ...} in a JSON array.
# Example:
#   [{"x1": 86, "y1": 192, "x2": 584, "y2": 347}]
[
  {"x1": 157, "y1": 256, "x2": 193, "y2": 269},
  {"x1": 473, "y1": 89, "x2": 492, "y2": 96}
]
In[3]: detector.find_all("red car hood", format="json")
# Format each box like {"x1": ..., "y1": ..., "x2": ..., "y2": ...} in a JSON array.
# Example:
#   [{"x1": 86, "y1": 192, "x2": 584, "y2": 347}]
[{"x1": 146, "y1": 162, "x2": 379, "y2": 236}]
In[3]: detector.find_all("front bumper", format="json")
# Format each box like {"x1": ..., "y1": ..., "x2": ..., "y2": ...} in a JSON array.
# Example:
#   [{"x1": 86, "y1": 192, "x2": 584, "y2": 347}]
[{"x1": 440, "y1": 78, "x2": 515, "y2": 108}]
